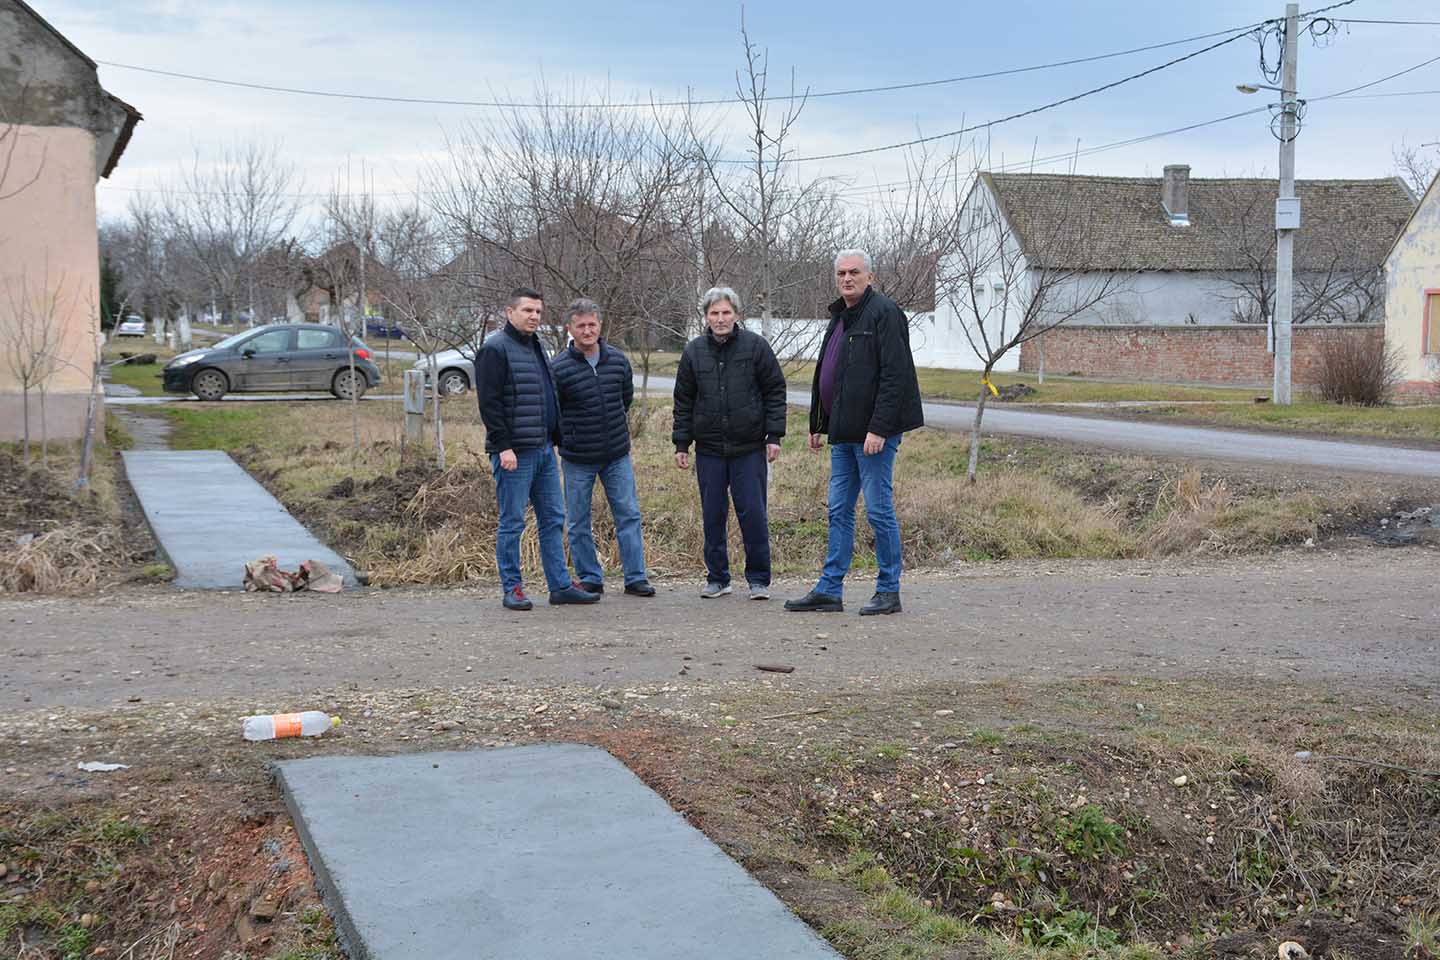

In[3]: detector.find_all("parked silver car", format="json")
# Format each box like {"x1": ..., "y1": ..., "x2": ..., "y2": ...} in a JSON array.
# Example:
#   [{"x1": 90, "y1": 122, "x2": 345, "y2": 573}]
[
  {"x1": 162, "y1": 323, "x2": 382, "y2": 401},
  {"x1": 410, "y1": 342, "x2": 489, "y2": 397},
  {"x1": 116, "y1": 315, "x2": 146, "y2": 337}
]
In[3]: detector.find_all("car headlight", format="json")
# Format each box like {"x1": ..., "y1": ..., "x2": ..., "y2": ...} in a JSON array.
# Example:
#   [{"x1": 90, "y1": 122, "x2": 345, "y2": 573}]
[{"x1": 169, "y1": 354, "x2": 202, "y2": 367}]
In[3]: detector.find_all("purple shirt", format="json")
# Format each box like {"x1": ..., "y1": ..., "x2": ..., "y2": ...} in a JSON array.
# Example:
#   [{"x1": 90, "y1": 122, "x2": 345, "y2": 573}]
[{"x1": 818, "y1": 322, "x2": 845, "y2": 414}]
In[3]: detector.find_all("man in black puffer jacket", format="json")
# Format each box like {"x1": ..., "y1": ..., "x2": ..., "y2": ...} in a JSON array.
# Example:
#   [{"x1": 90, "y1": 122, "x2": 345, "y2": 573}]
[
  {"x1": 476, "y1": 287, "x2": 599, "y2": 611},
  {"x1": 550, "y1": 298, "x2": 655, "y2": 598},
  {"x1": 672, "y1": 286, "x2": 787, "y2": 600}
]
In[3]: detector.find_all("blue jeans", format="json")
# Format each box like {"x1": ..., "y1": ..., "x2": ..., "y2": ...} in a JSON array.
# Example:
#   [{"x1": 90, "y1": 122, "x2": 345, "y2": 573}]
[
  {"x1": 490, "y1": 443, "x2": 572, "y2": 594},
  {"x1": 562, "y1": 454, "x2": 648, "y2": 587},
  {"x1": 815, "y1": 436, "x2": 902, "y2": 597},
  {"x1": 695, "y1": 449, "x2": 770, "y2": 588}
]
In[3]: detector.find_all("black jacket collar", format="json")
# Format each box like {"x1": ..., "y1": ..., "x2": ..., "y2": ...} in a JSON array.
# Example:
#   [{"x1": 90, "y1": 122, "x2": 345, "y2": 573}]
[
  {"x1": 705, "y1": 327, "x2": 741, "y2": 350},
  {"x1": 565, "y1": 338, "x2": 607, "y2": 363},
  {"x1": 829, "y1": 285, "x2": 875, "y2": 320},
  {"x1": 503, "y1": 321, "x2": 537, "y2": 345}
]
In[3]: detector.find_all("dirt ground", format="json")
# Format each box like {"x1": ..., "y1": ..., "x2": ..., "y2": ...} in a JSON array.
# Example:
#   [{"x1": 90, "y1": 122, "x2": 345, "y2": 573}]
[{"x1": 1, "y1": 673, "x2": 1435, "y2": 960}]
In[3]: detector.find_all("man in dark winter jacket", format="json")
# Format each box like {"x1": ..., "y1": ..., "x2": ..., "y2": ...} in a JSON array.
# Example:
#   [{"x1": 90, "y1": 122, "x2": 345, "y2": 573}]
[
  {"x1": 476, "y1": 287, "x2": 599, "y2": 611},
  {"x1": 785, "y1": 250, "x2": 924, "y2": 616},
  {"x1": 550, "y1": 298, "x2": 654, "y2": 598},
  {"x1": 672, "y1": 286, "x2": 787, "y2": 600}
]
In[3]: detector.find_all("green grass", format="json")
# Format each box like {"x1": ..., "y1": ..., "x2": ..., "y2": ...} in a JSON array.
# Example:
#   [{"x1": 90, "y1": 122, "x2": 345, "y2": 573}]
[
  {"x1": 163, "y1": 405, "x2": 273, "y2": 450},
  {"x1": 101, "y1": 358, "x2": 169, "y2": 396},
  {"x1": 1127, "y1": 399, "x2": 1440, "y2": 442}
]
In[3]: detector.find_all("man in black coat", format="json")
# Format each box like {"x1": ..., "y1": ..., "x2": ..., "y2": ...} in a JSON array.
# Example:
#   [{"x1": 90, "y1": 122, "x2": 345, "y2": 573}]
[
  {"x1": 550, "y1": 298, "x2": 654, "y2": 598},
  {"x1": 672, "y1": 286, "x2": 787, "y2": 600},
  {"x1": 785, "y1": 250, "x2": 924, "y2": 616},
  {"x1": 475, "y1": 287, "x2": 599, "y2": 611}
]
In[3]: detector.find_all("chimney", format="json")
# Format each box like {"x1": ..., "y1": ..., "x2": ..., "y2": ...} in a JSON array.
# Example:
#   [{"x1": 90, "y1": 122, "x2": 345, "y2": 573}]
[{"x1": 1162, "y1": 164, "x2": 1190, "y2": 226}]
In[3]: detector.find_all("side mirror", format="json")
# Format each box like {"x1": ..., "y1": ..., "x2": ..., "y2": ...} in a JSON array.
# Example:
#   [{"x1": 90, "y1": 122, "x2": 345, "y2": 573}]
[{"x1": 241, "y1": 348, "x2": 256, "y2": 358}]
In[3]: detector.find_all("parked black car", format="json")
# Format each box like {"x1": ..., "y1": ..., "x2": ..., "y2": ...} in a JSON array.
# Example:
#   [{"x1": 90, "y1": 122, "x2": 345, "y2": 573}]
[
  {"x1": 364, "y1": 318, "x2": 407, "y2": 340},
  {"x1": 161, "y1": 323, "x2": 382, "y2": 400}
]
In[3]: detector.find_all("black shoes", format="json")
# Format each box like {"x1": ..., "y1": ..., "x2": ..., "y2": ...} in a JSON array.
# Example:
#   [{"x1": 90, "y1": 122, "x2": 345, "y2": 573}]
[
  {"x1": 783, "y1": 590, "x2": 844, "y2": 613},
  {"x1": 859, "y1": 592, "x2": 902, "y2": 616},
  {"x1": 624, "y1": 580, "x2": 656, "y2": 597},
  {"x1": 579, "y1": 581, "x2": 604, "y2": 594},
  {"x1": 503, "y1": 586, "x2": 533, "y2": 611},
  {"x1": 550, "y1": 581, "x2": 602, "y2": 605}
]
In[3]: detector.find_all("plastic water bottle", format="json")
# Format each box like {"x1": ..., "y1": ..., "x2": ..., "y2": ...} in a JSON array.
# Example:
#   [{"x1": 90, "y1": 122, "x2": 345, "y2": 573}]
[{"x1": 242, "y1": 711, "x2": 340, "y2": 741}]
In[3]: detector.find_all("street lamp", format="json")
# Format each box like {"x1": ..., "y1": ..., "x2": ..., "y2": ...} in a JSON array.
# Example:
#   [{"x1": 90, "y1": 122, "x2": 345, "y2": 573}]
[{"x1": 1235, "y1": 9, "x2": 1301, "y2": 405}]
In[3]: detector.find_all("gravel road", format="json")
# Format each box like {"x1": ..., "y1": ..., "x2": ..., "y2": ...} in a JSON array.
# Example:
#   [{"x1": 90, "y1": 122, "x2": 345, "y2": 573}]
[{"x1": 4, "y1": 550, "x2": 1435, "y2": 711}]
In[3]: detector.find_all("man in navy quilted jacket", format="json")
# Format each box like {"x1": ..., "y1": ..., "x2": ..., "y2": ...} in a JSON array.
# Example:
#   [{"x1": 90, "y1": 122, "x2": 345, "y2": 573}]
[{"x1": 550, "y1": 298, "x2": 655, "y2": 598}]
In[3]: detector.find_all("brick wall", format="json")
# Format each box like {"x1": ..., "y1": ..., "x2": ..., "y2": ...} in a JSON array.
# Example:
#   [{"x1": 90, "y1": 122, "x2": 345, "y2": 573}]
[{"x1": 1018, "y1": 324, "x2": 1384, "y2": 387}]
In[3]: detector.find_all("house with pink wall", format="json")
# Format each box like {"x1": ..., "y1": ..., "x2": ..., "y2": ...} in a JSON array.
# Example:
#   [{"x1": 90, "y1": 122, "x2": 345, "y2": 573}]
[{"x1": 0, "y1": 0, "x2": 140, "y2": 442}]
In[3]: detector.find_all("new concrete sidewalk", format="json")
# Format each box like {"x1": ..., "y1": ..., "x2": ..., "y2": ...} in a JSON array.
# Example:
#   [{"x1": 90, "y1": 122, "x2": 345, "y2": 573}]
[
  {"x1": 122, "y1": 450, "x2": 356, "y2": 590},
  {"x1": 277, "y1": 745, "x2": 840, "y2": 960}
]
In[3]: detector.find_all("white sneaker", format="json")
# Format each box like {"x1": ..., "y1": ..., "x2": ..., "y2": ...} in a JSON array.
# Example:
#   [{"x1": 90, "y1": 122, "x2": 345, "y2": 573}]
[
  {"x1": 748, "y1": 584, "x2": 770, "y2": 600},
  {"x1": 700, "y1": 582, "x2": 732, "y2": 599}
]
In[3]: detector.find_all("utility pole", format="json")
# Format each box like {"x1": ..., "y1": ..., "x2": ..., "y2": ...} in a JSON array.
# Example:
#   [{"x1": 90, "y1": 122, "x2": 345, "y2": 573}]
[{"x1": 1272, "y1": 2, "x2": 1300, "y2": 405}]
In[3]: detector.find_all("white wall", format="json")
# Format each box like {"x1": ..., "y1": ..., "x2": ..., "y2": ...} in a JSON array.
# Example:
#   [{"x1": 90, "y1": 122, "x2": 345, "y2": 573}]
[{"x1": 1384, "y1": 175, "x2": 1440, "y2": 385}]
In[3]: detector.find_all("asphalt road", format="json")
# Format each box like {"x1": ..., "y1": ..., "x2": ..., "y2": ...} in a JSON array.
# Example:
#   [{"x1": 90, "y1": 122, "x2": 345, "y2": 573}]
[
  {"x1": 3, "y1": 552, "x2": 1435, "y2": 711},
  {"x1": 641, "y1": 375, "x2": 1440, "y2": 478}
]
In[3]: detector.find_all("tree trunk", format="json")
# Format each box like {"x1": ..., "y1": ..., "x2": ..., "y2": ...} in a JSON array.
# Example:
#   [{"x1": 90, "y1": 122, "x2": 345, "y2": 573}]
[
  {"x1": 430, "y1": 351, "x2": 445, "y2": 471},
  {"x1": 1037, "y1": 333, "x2": 1046, "y2": 385},
  {"x1": 39, "y1": 383, "x2": 48, "y2": 468},
  {"x1": 77, "y1": 355, "x2": 101, "y2": 488},
  {"x1": 21, "y1": 386, "x2": 31, "y2": 465},
  {"x1": 966, "y1": 383, "x2": 990, "y2": 483}
]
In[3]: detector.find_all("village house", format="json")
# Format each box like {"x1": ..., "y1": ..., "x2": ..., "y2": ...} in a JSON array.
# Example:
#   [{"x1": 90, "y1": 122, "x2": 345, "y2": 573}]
[
  {"x1": 928, "y1": 166, "x2": 1413, "y2": 383},
  {"x1": 1383, "y1": 170, "x2": 1440, "y2": 394},
  {"x1": 0, "y1": 0, "x2": 141, "y2": 442}
]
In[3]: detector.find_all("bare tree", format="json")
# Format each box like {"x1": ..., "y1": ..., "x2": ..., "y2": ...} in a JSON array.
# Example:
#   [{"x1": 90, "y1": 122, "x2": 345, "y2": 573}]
[
  {"x1": 374, "y1": 204, "x2": 472, "y2": 469},
  {"x1": 1208, "y1": 179, "x2": 1389, "y2": 330},
  {"x1": 682, "y1": 14, "x2": 846, "y2": 360},
  {"x1": 322, "y1": 168, "x2": 381, "y2": 461},
  {"x1": 937, "y1": 172, "x2": 1125, "y2": 481},
  {"x1": 1393, "y1": 140, "x2": 1437, "y2": 200},
  {"x1": 2, "y1": 265, "x2": 72, "y2": 465},
  {"x1": 162, "y1": 140, "x2": 302, "y2": 327},
  {"x1": 429, "y1": 85, "x2": 697, "y2": 359}
]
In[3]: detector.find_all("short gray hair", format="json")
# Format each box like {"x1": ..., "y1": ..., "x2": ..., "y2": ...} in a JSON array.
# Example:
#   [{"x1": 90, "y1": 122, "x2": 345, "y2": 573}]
[
  {"x1": 834, "y1": 249, "x2": 873, "y2": 272},
  {"x1": 700, "y1": 286, "x2": 740, "y2": 316},
  {"x1": 564, "y1": 297, "x2": 602, "y2": 325}
]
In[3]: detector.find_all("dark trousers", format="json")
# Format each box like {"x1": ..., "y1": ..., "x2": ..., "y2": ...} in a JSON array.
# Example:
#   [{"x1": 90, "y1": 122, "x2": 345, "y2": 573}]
[{"x1": 695, "y1": 448, "x2": 770, "y2": 587}]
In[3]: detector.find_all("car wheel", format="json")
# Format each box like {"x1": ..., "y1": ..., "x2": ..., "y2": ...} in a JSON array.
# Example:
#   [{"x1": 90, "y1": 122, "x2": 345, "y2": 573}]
[
  {"x1": 332, "y1": 368, "x2": 368, "y2": 400},
  {"x1": 438, "y1": 368, "x2": 469, "y2": 397},
  {"x1": 190, "y1": 368, "x2": 228, "y2": 401}
]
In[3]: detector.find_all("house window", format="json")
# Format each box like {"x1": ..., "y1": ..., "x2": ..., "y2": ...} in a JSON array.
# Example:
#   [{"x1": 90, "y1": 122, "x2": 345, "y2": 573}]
[
  {"x1": 1427, "y1": 290, "x2": 1440, "y2": 354},
  {"x1": 992, "y1": 282, "x2": 1006, "y2": 298}
]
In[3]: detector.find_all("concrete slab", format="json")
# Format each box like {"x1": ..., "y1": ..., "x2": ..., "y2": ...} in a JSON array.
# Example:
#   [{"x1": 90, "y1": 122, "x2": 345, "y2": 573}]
[
  {"x1": 122, "y1": 450, "x2": 356, "y2": 590},
  {"x1": 276, "y1": 744, "x2": 841, "y2": 960}
]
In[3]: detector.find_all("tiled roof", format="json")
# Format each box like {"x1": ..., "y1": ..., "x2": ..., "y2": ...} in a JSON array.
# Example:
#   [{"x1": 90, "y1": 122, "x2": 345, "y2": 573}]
[{"x1": 983, "y1": 172, "x2": 1415, "y2": 272}]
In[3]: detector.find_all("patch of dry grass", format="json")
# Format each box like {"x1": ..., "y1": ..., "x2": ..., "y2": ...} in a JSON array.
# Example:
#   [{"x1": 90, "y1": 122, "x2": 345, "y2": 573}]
[
  {"x1": 0, "y1": 440, "x2": 138, "y2": 594},
  {"x1": 166, "y1": 399, "x2": 1386, "y2": 586}
]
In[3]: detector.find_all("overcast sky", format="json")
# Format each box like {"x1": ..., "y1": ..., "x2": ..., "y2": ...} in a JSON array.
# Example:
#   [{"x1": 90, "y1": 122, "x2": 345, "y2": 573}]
[{"x1": 37, "y1": 0, "x2": 1440, "y2": 223}]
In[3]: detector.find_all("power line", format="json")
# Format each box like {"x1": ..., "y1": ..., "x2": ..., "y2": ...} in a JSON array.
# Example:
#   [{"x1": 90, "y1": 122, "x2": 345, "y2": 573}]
[
  {"x1": 93, "y1": 20, "x2": 1274, "y2": 110},
  {"x1": 838, "y1": 50, "x2": 1440, "y2": 200},
  {"x1": 1334, "y1": 18, "x2": 1440, "y2": 26},
  {"x1": 779, "y1": 29, "x2": 1257, "y2": 164}
]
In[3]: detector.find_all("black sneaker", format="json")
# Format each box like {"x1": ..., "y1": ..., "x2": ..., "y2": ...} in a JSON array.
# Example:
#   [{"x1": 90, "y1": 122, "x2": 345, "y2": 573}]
[
  {"x1": 859, "y1": 592, "x2": 902, "y2": 616},
  {"x1": 502, "y1": 586, "x2": 533, "y2": 611},
  {"x1": 783, "y1": 590, "x2": 843, "y2": 613},
  {"x1": 623, "y1": 580, "x2": 656, "y2": 597},
  {"x1": 579, "y1": 581, "x2": 604, "y2": 594},
  {"x1": 550, "y1": 582, "x2": 602, "y2": 605}
]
